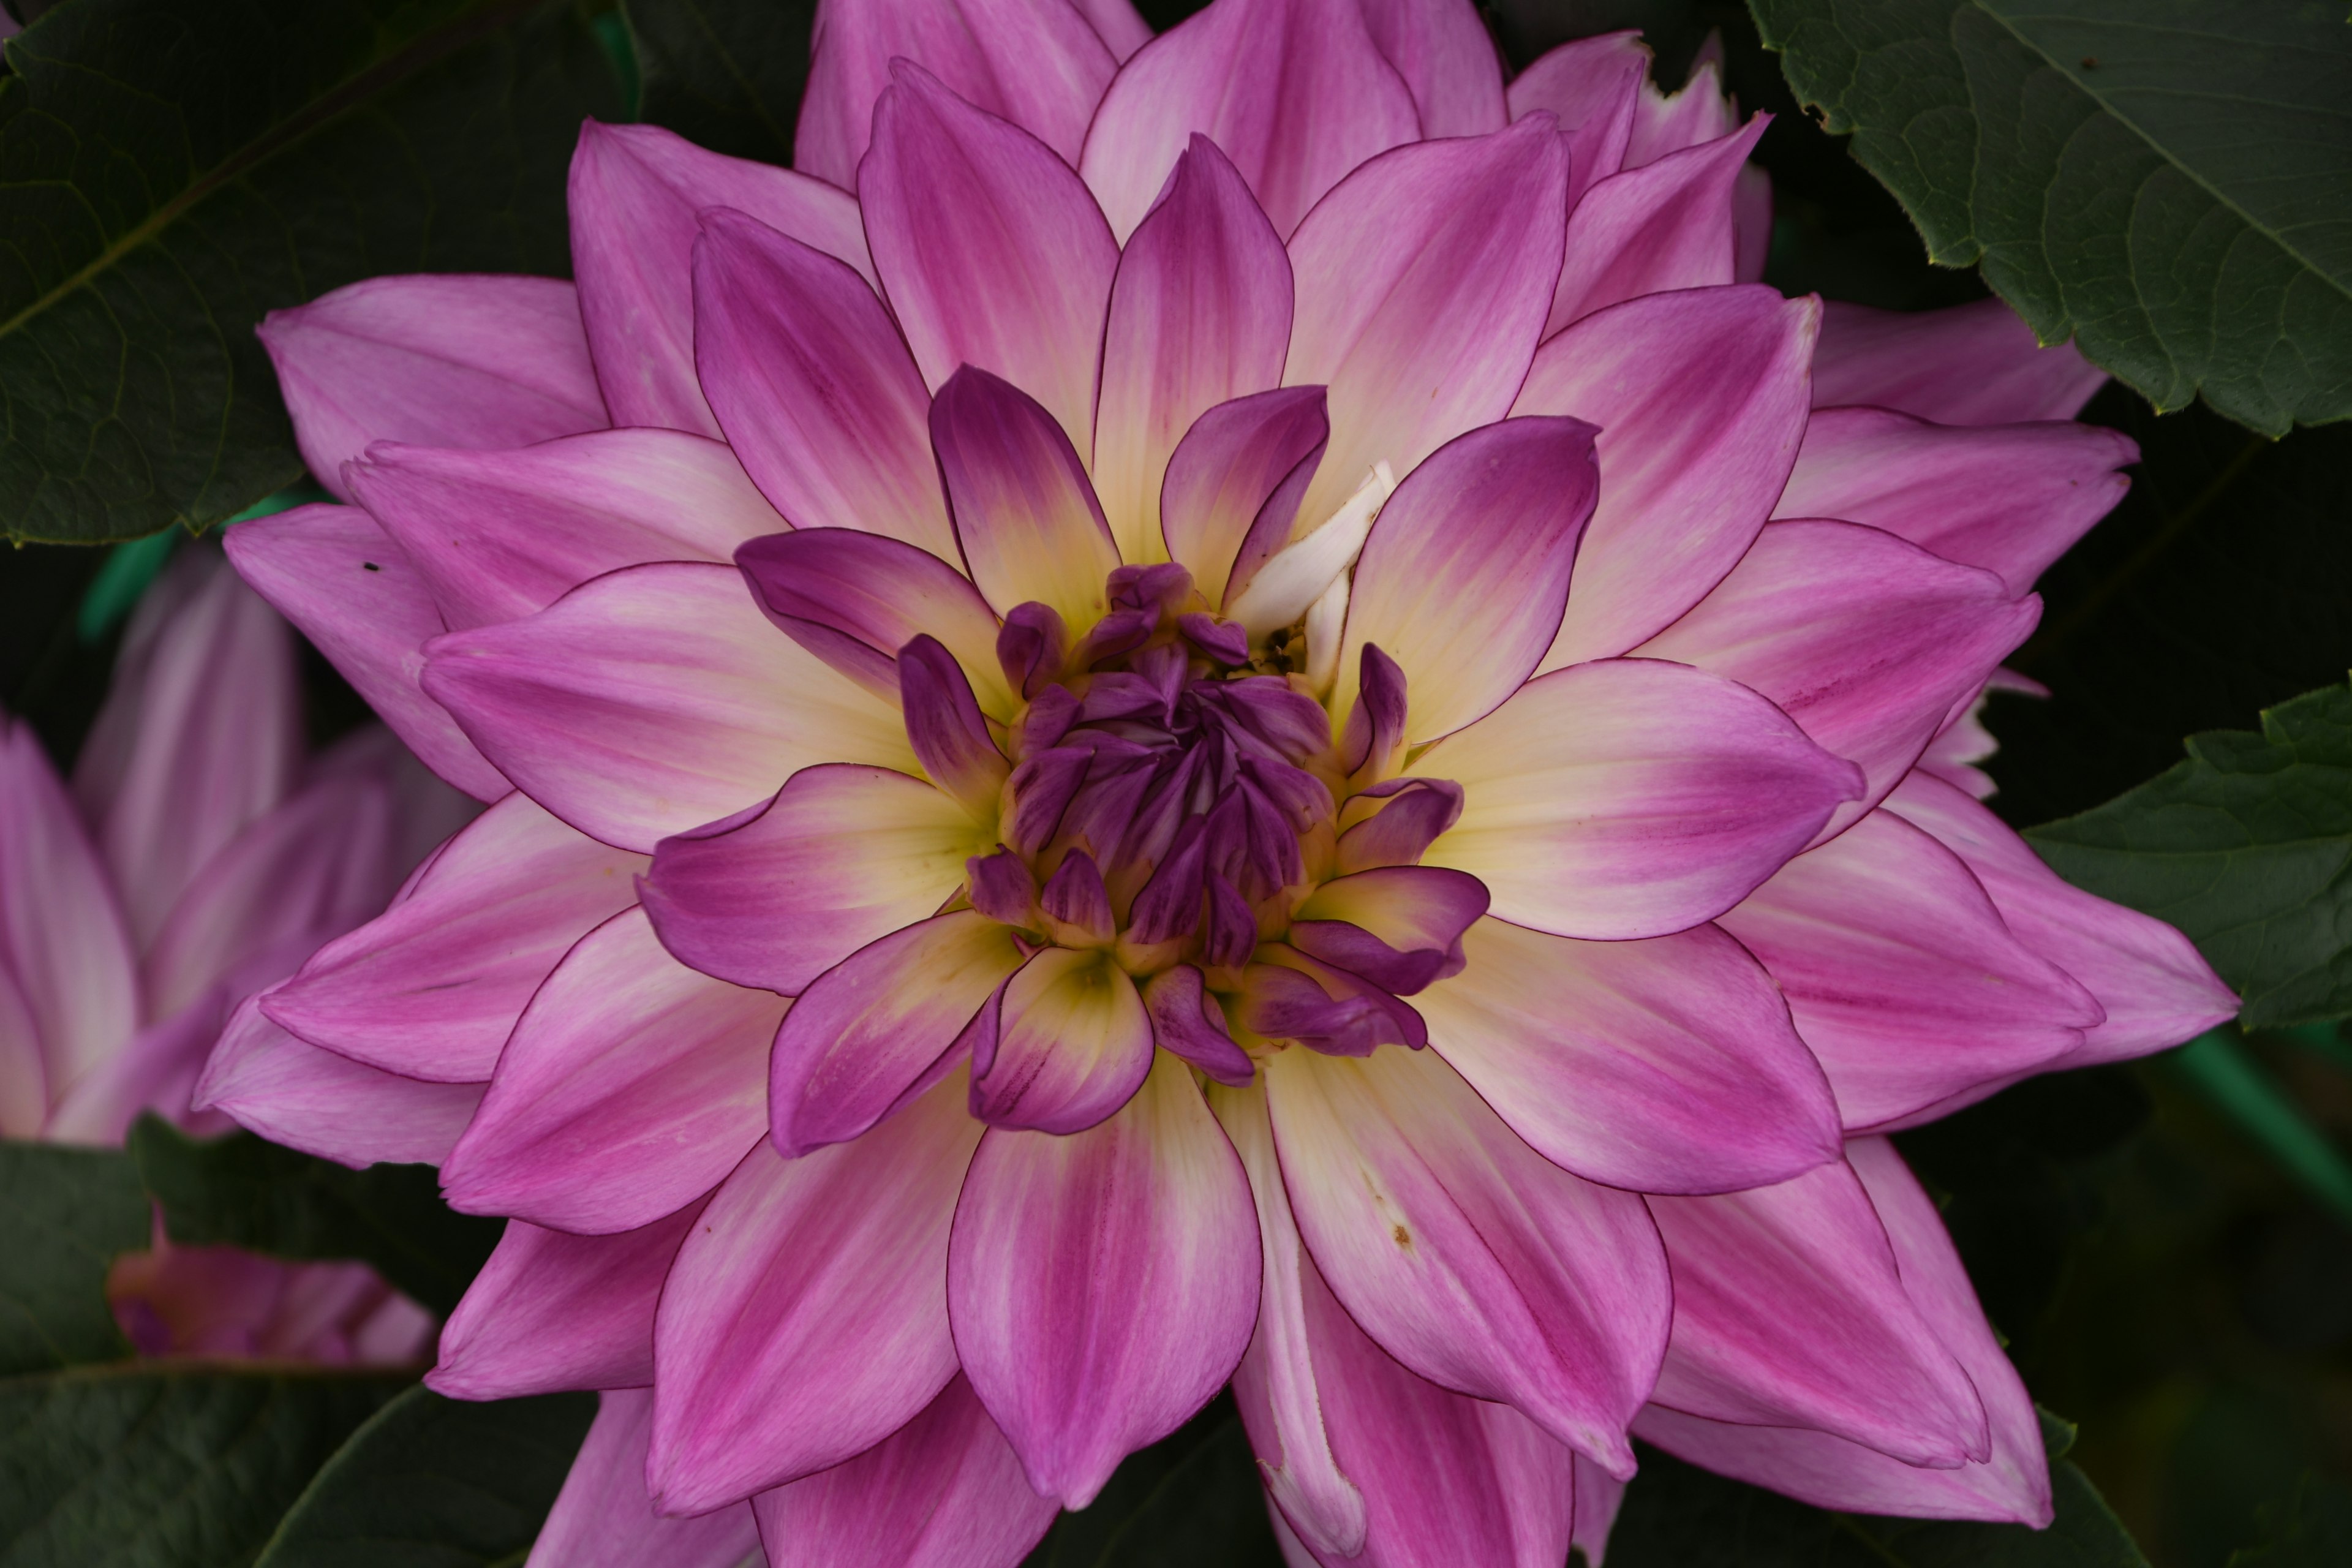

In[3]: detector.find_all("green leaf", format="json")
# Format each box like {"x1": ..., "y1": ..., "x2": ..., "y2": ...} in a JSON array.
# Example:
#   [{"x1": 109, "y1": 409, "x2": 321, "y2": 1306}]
[
  {"x1": 1748, "y1": 0, "x2": 2352, "y2": 434},
  {"x1": 1604, "y1": 1417, "x2": 2150, "y2": 1567},
  {"x1": 129, "y1": 1117, "x2": 502, "y2": 1317},
  {"x1": 0, "y1": 1141, "x2": 151, "y2": 1377},
  {"x1": 1022, "y1": 1403, "x2": 1283, "y2": 1568},
  {"x1": 0, "y1": 1363, "x2": 407, "y2": 1567},
  {"x1": 1988, "y1": 398, "x2": 2352, "y2": 827},
  {"x1": 621, "y1": 0, "x2": 815, "y2": 165},
  {"x1": 0, "y1": 0, "x2": 622, "y2": 546},
  {"x1": 2024, "y1": 682, "x2": 2352, "y2": 1028},
  {"x1": 251, "y1": 1385, "x2": 594, "y2": 1568},
  {"x1": 2231, "y1": 1474, "x2": 2352, "y2": 1567}
]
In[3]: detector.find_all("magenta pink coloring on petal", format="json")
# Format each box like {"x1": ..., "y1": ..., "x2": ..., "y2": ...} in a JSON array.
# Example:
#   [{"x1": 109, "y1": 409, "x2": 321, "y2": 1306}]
[
  {"x1": 797, "y1": 0, "x2": 1117, "y2": 188},
  {"x1": 951, "y1": 1052, "x2": 1261, "y2": 1507},
  {"x1": 194, "y1": 995, "x2": 482, "y2": 1169},
  {"x1": 527, "y1": 1389, "x2": 761, "y2": 1568},
  {"x1": 691, "y1": 208, "x2": 956, "y2": 559},
  {"x1": 224, "y1": 506, "x2": 508, "y2": 802},
  {"x1": 258, "y1": 275, "x2": 606, "y2": 502},
  {"x1": 651, "y1": 1071, "x2": 981, "y2": 1512},
  {"x1": 1081, "y1": 0, "x2": 1420, "y2": 243},
  {"x1": 1283, "y1": 117, "x2": 1569, "y2": 530},
  {"x1": 570, "y1": 119, "x2": 873, "y2": 437},
  {"x1": 1354, "y1": 0, "x2": 1506, "y2": 138},
  {"x1": 431, "y1": 1200, "x2": 705, "y2": 1400},
  {"x1": 1515, "y1": 285, "x2": 1817, "y2": 668},
  {"x1": 1811, "y1": 298, "x2": 2108, "y2": 426},
  {"x1": 751, "y1": 1373, "x2": 1058, "y2": 1568},
  {"x1": 861, "y1": 63, "x2": 1119, "y2": 450},
  {"x1": 442, "y1": 907, "x2": 781, "y2": 1234},
  {"x1": 1545, "y1": 116, "x2": 1763, "y2": 335}
]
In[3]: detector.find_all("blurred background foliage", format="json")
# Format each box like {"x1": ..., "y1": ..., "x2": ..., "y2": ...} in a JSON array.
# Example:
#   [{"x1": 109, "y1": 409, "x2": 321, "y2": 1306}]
[{"x1": 1, "y1": 1, "x2": 2348, "y2": 1566}]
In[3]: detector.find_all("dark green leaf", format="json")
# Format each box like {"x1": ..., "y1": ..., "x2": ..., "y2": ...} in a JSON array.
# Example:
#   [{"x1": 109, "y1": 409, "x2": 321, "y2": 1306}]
[
  {"x1": 129, "y1": 1117, "x2": 502, "y2": 1317},
  {"x1": 1605, "y1": 1416, "x2": 2149, "y2": 1567},
  {"x1": 2230, "y1": 1474, "x2": 2352, "y2": 1567},
  {"x1": 0, "y1": 1363, "x2": 406, "y2": 1567},
  {"x1": 0, "y1": 1140, "x2": 150, "y2": 1377},
  {"x1": 1022, "y1": 1401, "x2": 1282, "y2": 1568},
  {"x1": 0, "y1": 0, "x2": 622, "y2": 545},
  {"x1": 1990, "y1": 396, "x2": 2352, "y2": 828},
  {"x1": 2024, "y1": 682, "x2": 2352, "y2": 1028},
  {"x1": 251, "y1": 1386, "x2": 594, "y2": 1568},
  {"x1": 622, "y1": 0, "x2": 815, "y2": 165},
  {"x1": 1749, "y1": 0, "x2": 2352, "y2": 433}
]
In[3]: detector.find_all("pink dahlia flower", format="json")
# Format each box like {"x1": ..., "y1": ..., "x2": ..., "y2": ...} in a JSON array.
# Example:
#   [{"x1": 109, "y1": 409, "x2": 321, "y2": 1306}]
[
  {"x1": 206, "y1": 0, "x2": 2235, "y2": 1560},
  {"x1": 3, "y1": 550, "x2": 467, "y2": 1363}
]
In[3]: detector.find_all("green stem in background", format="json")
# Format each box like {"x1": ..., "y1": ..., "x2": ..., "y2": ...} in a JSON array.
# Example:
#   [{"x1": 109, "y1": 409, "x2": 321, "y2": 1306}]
[
  {"x1": 74, "y1": 484, "x2": 331, "y2": 644},
  {"x1": 590, "y1": 9, "x2": 642, "y2": 119},
  {"x1": 2171, "y1": 1028, "x2": 2352, "y2": 1228}
]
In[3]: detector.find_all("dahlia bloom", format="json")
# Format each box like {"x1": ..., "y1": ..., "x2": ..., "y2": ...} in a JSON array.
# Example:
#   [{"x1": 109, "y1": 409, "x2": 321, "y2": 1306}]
[
  {"x1": 2, "y1": 551, "x2": 464, "y2": 1362},
  {"x1": 206, "y1": 0, "x2": 2234, "y2": 1559}
]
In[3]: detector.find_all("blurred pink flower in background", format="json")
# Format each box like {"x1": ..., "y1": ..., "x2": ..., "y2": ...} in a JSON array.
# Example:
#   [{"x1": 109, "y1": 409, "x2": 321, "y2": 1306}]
[
  {"x1": 203, "y1": 0, "x2": 2236, "y2": 1562},
  {"x1": 1, "y1": 549, "x2": 469, "y2": 1363}
]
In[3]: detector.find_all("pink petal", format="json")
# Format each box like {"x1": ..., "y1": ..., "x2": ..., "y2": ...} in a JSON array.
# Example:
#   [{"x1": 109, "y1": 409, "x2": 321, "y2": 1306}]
[
  {"x1": 443, "y1": 908, "x2": 783, "y2": 1234},
  {"x1": 1419, "y1": 659, "x2": 1863, "y2": 940},
  {"x1": 1886, "y1": 771, "x2": 2237, "y2": 1072},
  {"x1": 193, "y1": 995, "x2": 482, "y2": 1168},
  {"x1": 1507, "y1": 32, "x2": 1643, "y2": 203},
  {"x1": 770, "y1": 910, "x2": 1027, "y2": 1156},
  {"x1": 1265, "y1": 1041, "x2": 1668, "y2": 1474},
  {"x1": 1213, "y1": 1085, "x2": 1367, "y2": 1559},
  {"x1": 1075, "y1": 0, "x2": 1151, "y2": 58},
  {"x1": 968, "y1": 947, "x2": 1155, "y2": 1131},
  {"x1": 258, "y1": 275, "x2": 607, "y2": 501},
  {"x1": 75, "y1": 551, "x2": 301, "y2": 948},
  {"x1": 1080, "y1": 0, "x2": 1419, "y2": 243},
  {"x1": 224, "y1": 506, "x2": 507, "y2": 802},
  {"x1": 735, "y1": 528, "x2": 1014, "y2": 718},
  {"x1": 1142, "y1": 966, "x2": 1257, "y2": 1086},
  {"x1": 930, "y1": 366, "x2": 1123, "y2": 627},
  {"x1": 1644, "y1": 1155, "x2": 1989, "y2": 1468},
  {"x1": 1159, "y1": 386, "x2": 1330, "y2": 611},
  {"x1": 796, "y1": 0, "x2": 1116, "y2": 188},
  {"x1": 861, "y1": 63, "x2": 1118, "y2": 450},
  {"x1": 1625, "y1": 55, "x2": 1738, "y2": 167},
  {"x1": 951, "y1": 1051, "x2": 1260, "y2": 1506},
  {"x1": 0, "y1": 718, "x2": 138, "y2": 1113},
  {"x1": 423, "y1": 560, "x2": 915, "y2": 854},
  {"x1": 570, "y1": 119, "x2": 872, "y2": 436},
  {"x1": 1776, "y1": 405, "x2": 2138, "y2": 593},
  {"x1": 1275, "y1": 1238, "x2": 1579, "y2": 1568},
  {"x1": 1513, "y1": 285, "x2": 1817, "y2": 666},
  {"x1": 0, "y1": 959, "x2": 46, "y2": 1137},
  {"x1": 650, "y1": 1070, "x2": 981, "y2": 1512},
  {"x1": 530, "y1": 1390, "x2": 761, "y2": 1568},
  {"x1": 1545, "y1": 117, "x2": 1763, "y2": 335},
  {"x1": 345, "y1": 429, "x2": 786, "y2": 631},
  {"x1": 1635, "y1": 1137, "x2": 2054, "y2": 1524},
  {"x1": 1572, "y1": 1457, "x2": 1627, "y2": 1567},
  {"x1": 1719, "y1": 808, "x2": 2102, "y2": 1131},
  {"x1": 751, "y1": 1373, "x2": 1058, "y2": 1568},
  {"x1": 1287, "y1": 866, "x2": 1488, "y2": 997},
  {"x1": 1333, "y1": 417, "x2": 1597, "y2": 743},
  {"x1": 1812, "y1": 298, "x2": 2108, "y2": 426},
  {"x1": 139, "y1": 768, "x2": 400, "y2": 1023},
  {"x1": 263, "y1": 793, "x2": 644, "y2": 1083},
  {"x1": 644, "y1": 764, "x2": 981, "y2": 997},
  {"x1": 431, "y1": 1200, "x2": 704, "y2": 1399},
  {"x1": 1355, "y1": 0, "x2": 1506, "y2": 138},
  {"x1": 692, "y1": 208, "x2": 955, "y2": 560},
  {"x1": 1283, "y1": 118, "x2": 1568, "y2": 531},
  {"x1": 1505, "y1": 32, "x2": 1645, "y2": 134},
  {"x1": 1638, "y1": 519, "x2": 2040, "y2": 842},
  {"x1": 1418, "y1": 916, "x2": 1841, "y2": 1193},
  {"x1": 1095, "y1": 136, "x2": 1295, "y2": 564}
]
